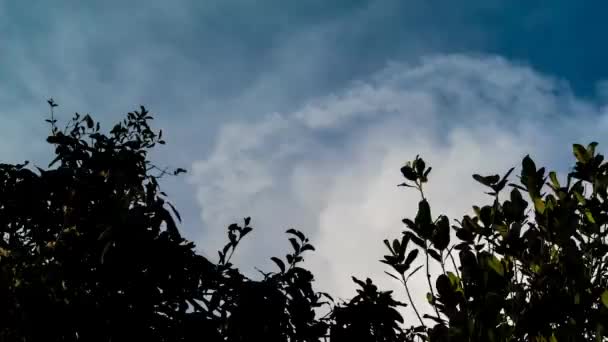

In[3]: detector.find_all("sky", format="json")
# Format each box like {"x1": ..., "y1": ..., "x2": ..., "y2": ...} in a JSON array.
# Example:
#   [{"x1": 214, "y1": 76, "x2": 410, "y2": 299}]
[{"x1": 2, "y1": 0, "x2": 608, "y2": 323}]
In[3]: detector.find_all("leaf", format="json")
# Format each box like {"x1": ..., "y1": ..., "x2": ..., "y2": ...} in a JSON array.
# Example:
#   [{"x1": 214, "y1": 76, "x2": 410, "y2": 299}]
[
  {"x1": 479, "y1": 205, "x2": 493, "y2": 227},
  {"x1": 428, "y1": 249, "x2": 442, "y2": 262},
  {"x1": 406, "y1": 265, "x2": 423, "y2": 280},
  {"x1": 174, "y1": 168, "x2": 187, "y2": 175},
  {"x1": 533, "y1": 197, "x2": 546, "y2": 214},
  {"x1": 405, "y1": 231, "x2": 426, "y2": 248},
  {"x1": 241, "y1": 227, "x2": 253, "y2": 237},
  {"x1": 393, "y1": 239, "x2": 401, "y2": 258},
  {"x1": 401, "y1": 165, "x2": 417, "y2": 181},
  {"x1": 472, "y1": 174, "x2": 499, "y2": 187},
  {"x1": 405, "y1": 249, "x2": 419, "y2": 267},
  {"x1": 423, "y1": 167, "x2": 432, "y2": 178},
  {"x1": 549, "y1": 171, "x2": 560, "y2": 189},
  {"x1": 601, "y1": 289, "x2": 608, "y2": 308},
  {"x1": 167, "y1": 202, "x2": 182, "y2": 223},
  {"x1": 474, "y1": 243, "x2": 486, "y2": 251},
  {"x1": 436, "y1": 274, "x2": 452, "y2": 298},
  {"x1": 300, "y1": 244, "x2": 315, "y2": 252},
  {"x1": 48, "y1": 155, "x2": 62, "y2": 168},
  {"x1": 97, "y1": 226, "x2": 113, "y2": 241},
  {"x1": 522, "y1": 155, "x2": 537, "y2": 176},
  {"x1": 381, "y1": 255, "x2": 398, "y2": 266},
  {"x1": 423, "y1": 314, "x2": 445, "y2": 324},
  {"x1": 432, "y1": 216, "x2": 450, "y2": 250},
  {"x1": 500, "y1": 167, "x2": 515, "y2": 183},
  {"x1": 286, "y1": 228, "x2": 306, "y2": 241},
  {"x1": 162, "y1": 209, "x2": 181, "y2": 237},
  {"x1": 584, "y1": 210, "x2": 596, "y2": 224},
  {"x1": 401, "y1": 234, "x2": 410, "y2": 251},
  {"x1": 415, "y1": 199, "x2": 432, "y2": 227},
  {"x1": 573, "y1": 143, "x2": 589, "y2": 163},
  {"x1": 384, "y1": 239, "x2": 395, "y2": 254},
  {"x1": 228, "y1": 230, "x2": 237, "y2": 244},
  {"x1": 588, "y1": 141, "x2": 598, "y2": 156},
  {"x1": 384, "y1": 271, "x2": 400, "y2": 281},
  {"x1": 446, "y1": 272, "x2": 460, "y2": 287},
  {"x1": 288, "y1": 237, "x2": 301, "y2": 254},
  {"x1": 454, "y1": 242, "x2": 471, "y2": 251},
  {"x1": 493, "y1": 167, "x2": 515, "y2": 192},
  {"x1": 573, "y1": 190, "x2": 586, "y2": 205},
  {"x1": 271, "y1": 257, "x2": 285, "y2": 273},
  {"x1": 352, "y1": 276, "x2": 366, "y2": 288},
  {"x1": 222, "y1": 243, "x2": 231, "y2": 255},
  {"x1": 100, "y1": 241, "x2": 113, "y2": 264},
  {"x1": 487, "y1": 256, "x2": 504, "y2": 276},
  {"x1": 83, "y1": 114, "x2": 94, "y2": 129},
  {"x1": 402, "y1": 218, "x2": 416, "y2": 230},
  {"x1": 509, "y1": 183, "x2": 528, "y2": 192},
  {"x1": 415, "y1": 158, "x2": 426, "y2": 176}
]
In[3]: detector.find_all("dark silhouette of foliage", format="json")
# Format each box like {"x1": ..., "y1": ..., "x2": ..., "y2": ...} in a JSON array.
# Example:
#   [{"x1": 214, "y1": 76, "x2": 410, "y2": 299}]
[
  {"x1": 330, "y1": 277, "x2": 408, "y2": 342},
  {"x1": 1, "y1": 100, "x2": 606, "y2": 341},
  {"x1": 1, "y1": 102, "x2": 214, "y2": 341},
  {"x1": 0, "y1": 102, "x2": 337, "y2": 342},
  {"x1": 387, "y1": 147, "x2": 608, "y2": 341}
]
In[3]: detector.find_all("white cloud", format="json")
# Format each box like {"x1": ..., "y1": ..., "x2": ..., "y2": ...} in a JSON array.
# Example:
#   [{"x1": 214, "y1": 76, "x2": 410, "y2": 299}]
[
  {"x1": 0, "y1": 0, "x2": 516, "y2": 244},
  {"x1": 190, "y1": 54, "x2": 608, "y2": 323}
]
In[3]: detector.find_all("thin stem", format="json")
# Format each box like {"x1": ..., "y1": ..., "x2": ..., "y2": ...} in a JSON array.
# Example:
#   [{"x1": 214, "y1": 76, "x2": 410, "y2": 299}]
[
  {"x1": 415, "y1": 180, "x2": 440, "y2": 320},
  {"x1": 416, "y1": 181, "x2": 426, "y2": 201},
  {"x1": 426, "y1": 242, "x2": 442, "y2": 320},
  {"x1": 401, "y1": 274, "x2": 424, "y2": 326},
  {"x1": 448, "y1": 249, "x2": 461, "y2": 279},
  {"x1": 224, "y1": 237, "x2": 243, "y2": 266},
  {"x1": 440, "y1": 251, "x2": 447, "y2": 275},
  {"x1": 225, "y1": 246, "x2": 237, "y2": 265}
]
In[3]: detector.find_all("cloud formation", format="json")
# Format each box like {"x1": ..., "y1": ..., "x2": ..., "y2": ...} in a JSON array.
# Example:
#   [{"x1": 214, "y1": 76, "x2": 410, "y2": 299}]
[
  {"x1": 4, "y1": 1, "x2": 608, "y2": 323},
  {"x1": 190, "y1": 54, "x2": 608, "y2": 322},
  {"x1": 4, "y1": 1, "x2": 608, "y2": 246}
]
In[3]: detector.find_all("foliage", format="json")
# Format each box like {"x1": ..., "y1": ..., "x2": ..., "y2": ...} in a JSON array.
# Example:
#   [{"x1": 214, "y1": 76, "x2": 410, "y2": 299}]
[
  {"x1": 0, "y1": 101, "x2": 346, "y2": 342},
  {"x1": 386, "y1": 147, "x2": 608, "y2": 341},
  {"x1": 0, "y1": 102, "x2": 209, "y2": 341},
  {"x1": 0, "y1": 100, "x2": 606, "y2": 341}
]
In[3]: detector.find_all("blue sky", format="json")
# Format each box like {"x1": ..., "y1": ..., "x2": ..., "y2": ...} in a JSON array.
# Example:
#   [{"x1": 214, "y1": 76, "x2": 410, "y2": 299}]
[{"x1": 2, "y1": 0, "x2": 608, "y2": 316}]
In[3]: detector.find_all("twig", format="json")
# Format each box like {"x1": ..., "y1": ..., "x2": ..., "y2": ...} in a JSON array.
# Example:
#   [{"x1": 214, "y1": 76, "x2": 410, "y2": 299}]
[
  {"x1": 400, "y1": 274, "x2": 424, "y2": 326},
  {"x1": 426, "y1": 242, "x2": 442, "y2": 320}
]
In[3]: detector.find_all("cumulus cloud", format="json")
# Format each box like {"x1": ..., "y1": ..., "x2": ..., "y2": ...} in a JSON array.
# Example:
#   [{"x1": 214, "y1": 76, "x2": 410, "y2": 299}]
[{"x1": 190, "y1": 54, "x2": 608, "y2": 323}]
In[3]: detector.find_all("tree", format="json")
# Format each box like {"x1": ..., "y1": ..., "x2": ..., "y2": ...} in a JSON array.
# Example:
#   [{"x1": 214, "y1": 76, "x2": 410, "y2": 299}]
[
  {"x1": 0, "y1": 101, "x2": 335, "y2": 342},
  {"x1": 1, "y1": 101, "x2": 606, "y2": 341},
  {"x1": 0, "y1": 102, "x2": 214, "y2": 341},
  {"x1": 385, "y1": 149, "x2": 608, "y2": 341}
]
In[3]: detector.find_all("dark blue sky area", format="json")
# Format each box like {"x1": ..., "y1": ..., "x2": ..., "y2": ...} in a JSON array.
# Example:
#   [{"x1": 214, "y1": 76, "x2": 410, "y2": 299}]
[
  {"x1": 2, "y1": 0, "x2": 607, "y2": 100},
  {"x1": 478, "y1": 2, "x2": 608, "y2": 97}
]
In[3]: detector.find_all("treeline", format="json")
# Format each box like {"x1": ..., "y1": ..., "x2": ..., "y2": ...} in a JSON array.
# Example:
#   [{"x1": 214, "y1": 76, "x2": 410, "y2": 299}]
[{"x1": 0, "y1": 103, "x2": 606, "y2": 341}]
